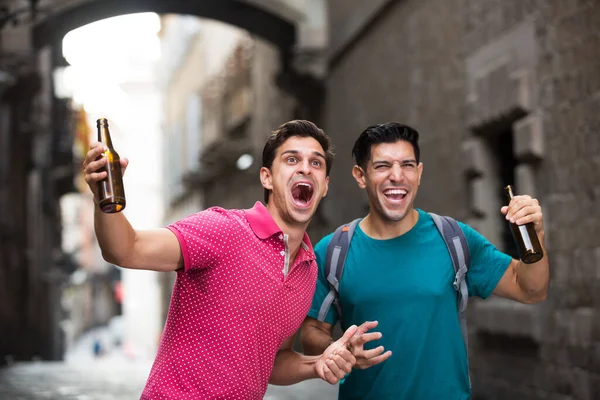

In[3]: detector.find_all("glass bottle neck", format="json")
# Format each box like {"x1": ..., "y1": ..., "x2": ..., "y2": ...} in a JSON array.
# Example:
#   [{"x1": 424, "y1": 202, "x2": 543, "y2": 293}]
[
  {"x1": 505, "y1": 185, "x2": 514, "y2": 202},
  {"x1": 98, "y1": 126, "x2": 114, "y2": 147}
]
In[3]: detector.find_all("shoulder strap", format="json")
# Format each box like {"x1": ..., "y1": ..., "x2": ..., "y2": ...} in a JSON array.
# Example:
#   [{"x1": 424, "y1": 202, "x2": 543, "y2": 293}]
[
  {"x1": 317, "y1": 218, "x2": 361, "y2": 325},
  {"x1": 429, "y1": 213, "x2": 471, "y2": 356}
]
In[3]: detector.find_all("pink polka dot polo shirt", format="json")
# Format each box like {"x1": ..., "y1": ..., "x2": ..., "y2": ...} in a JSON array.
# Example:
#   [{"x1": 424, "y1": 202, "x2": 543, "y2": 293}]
[{"x1": 140, "y1": 201, "x2": 318, "y2": 399}]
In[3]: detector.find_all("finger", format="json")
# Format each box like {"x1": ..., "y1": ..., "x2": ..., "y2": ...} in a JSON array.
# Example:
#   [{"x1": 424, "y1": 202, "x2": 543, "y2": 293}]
[
  {"x1": 500, "y1": 206, "x2": 508, "y2": 215},
  {"x1": 509, "y1": 204, "x2": 538, "y2": 224},
  {"x1": 353, "y1": 331, "x2": 382, "y2": 346},
  {"x1": 89, "y1": 141, "x2": 103, "y2": 150},
  {"x1": 89, "y1": 142, "x2": 106, "y2": 156},
  {"x1": 361, "y1": 350, "x2": 392, "y2": 368},
  {"x1": 515, "y1": 212, "x2": 543, "y2": 227},
  {"x1": 512, "y1": 195, "x2": 532, "y2": 203},
  {"x1": 120, "y1": 158, "x2": 129, "y2": 175},
  {"x1": 333, "y1": 349, "x2": 356, "y2": 366},
  {"x1": 355, "y1": 320, "x2": 378, "y2": 335},
  {"x1": 84, "y1": 145, "x2": 106, "y2": 168},
  {"x1": 85, "y1": 156, "x2": 108, "y2": 174},
  {"x1": 326, "y1": 358, "x2": 346, "y2": 380},
  {"x1": 84, "y1": 171, "x2": 107, "y2": 184},
  {"x1": 506, "y1": 196, "x2": 534, "y2": 218},
  {"x1": 331, "y1": 354, "x2": 354, "y2": 374},
  {"x1": 323, "y1": 363, "x2": 338, "y2": 385},
  {"x1": 362, "y1": 345, "x2": 386, "y2": 359},
  {"x1": 336, "y1": 324, "x2": 358, "y2": 347}
]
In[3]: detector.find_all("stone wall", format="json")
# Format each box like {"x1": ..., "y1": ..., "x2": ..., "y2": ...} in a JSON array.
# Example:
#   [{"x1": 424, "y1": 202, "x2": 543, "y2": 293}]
[{"x1": 326, "y1": 0, "x2": 600, "y2": 398}]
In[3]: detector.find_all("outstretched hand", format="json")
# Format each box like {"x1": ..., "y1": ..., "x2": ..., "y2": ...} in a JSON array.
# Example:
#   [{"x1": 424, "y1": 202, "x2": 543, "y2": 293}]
[{"x1": 348, "y1": 320, "x2": 392, "y2": 370}]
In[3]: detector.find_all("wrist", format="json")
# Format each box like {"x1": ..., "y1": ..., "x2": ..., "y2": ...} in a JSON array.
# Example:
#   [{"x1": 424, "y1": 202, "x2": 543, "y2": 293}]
[{"x1": 308, "y1": 355, "x2": 322, "y2": 379}]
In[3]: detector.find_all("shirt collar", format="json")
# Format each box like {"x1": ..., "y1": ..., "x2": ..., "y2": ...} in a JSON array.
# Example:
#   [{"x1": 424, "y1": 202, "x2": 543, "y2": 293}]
[
  {"x1": 299, "y1": 234, "x2": 315, "y2": 261},
  {"x1": 245, "y1": 202, "x2": 315, "y2": 257},
  {"x1": 246, "y1": 201, "x2": 283, "y2": 239}
]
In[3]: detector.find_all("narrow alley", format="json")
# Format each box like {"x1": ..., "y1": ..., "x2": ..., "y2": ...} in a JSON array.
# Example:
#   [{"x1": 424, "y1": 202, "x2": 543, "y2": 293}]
[{"x1": 0, "y1": 328, "x2": 338, "y2": 400}]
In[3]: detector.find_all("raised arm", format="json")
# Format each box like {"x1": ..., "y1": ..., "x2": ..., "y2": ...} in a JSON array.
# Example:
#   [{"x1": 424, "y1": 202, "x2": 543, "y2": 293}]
[
  {"x1": 493, "y1": 194, "x2": 549, "y2": 303},
  {"x1": 301, "y1": 317, "x2": 392, "y2": 370},
  {"x1": 84, "y1": 142, "x2": 183, "y2": 272}
]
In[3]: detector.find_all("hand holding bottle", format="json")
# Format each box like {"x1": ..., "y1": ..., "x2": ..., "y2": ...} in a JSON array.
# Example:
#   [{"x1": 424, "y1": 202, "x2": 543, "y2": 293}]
[
  {"x1": 501, "y1": 185, "x2": 544, "y2": 264},
  {"x1": 83, "y1": 143, "x2": 129, "y2": 194},
  {"x1": 82, "y1": 119, "x2": 129, "y2": 212}
]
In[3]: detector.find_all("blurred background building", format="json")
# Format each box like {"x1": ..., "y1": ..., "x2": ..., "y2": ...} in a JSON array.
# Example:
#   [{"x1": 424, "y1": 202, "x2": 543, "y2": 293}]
[{"x1": 1, "y1": 0, "x2": 599, "y2": 399}]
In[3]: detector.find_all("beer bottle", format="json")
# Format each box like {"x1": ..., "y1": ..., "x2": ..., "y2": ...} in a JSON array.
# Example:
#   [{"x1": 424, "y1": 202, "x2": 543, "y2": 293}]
[
  {"x1": 504, "y1": 185, "x2": 543, "y2": 264},
  {"x1": 96, "y1": 118, "x2": 126, "y2": 213}
]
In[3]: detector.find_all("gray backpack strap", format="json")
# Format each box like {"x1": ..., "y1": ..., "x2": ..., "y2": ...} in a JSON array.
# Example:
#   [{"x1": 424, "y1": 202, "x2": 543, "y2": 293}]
[
  {"x1": 317, "y1": 218, "x2": 361, "y2": 326},
  {"x1": 429, "y1": 213, "x2": 471, "y2": 355}
]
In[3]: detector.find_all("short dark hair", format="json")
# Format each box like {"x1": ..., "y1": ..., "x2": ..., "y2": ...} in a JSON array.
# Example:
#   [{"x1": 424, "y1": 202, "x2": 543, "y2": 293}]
[
  {"x1": 262, "y1": 120, "x2": 334, "y2": 203},
  {"x1": 352, "y1": 123, "x2": 420, "y2": 169}
]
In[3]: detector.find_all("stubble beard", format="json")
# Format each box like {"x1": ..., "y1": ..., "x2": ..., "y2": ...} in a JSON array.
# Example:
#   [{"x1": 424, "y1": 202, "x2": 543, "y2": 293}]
[
  {"x1": 275, "y1": 190, "x2": 316, "y2": 228},
  {"x1": 369, "y1": 188, "x2": 412, "y2": 224}
]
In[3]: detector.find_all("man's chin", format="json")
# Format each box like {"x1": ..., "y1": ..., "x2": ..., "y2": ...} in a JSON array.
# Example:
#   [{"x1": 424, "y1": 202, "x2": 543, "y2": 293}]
[
  {"x1": 380, "y1": 207, "x2": 409, "y2": 222},
  {"x1": 288, "y1": 205, "x2": 314, "y2": 224}
]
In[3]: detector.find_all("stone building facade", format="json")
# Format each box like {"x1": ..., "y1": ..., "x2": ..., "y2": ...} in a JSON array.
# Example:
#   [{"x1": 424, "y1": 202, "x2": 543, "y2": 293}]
[
  {"x1": 324, "y1": 1, "x2": 600, "y2": 398},
  {"x1": 0, "y1": 19, "x2": 71, "y2": 362},
  {"x1": 1, "y1": 0, "x2": 600, "y2": 398}
]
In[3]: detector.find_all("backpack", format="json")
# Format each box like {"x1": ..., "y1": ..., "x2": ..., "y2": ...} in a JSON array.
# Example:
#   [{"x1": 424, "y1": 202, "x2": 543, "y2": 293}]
[{"x1": 316, "y1": 213, "x2": 471, "y2": 357}]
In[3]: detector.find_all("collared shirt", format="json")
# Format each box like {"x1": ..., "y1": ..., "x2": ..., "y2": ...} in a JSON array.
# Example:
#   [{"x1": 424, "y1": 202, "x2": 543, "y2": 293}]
[{"x1": 141, "y1": 202, "x2": 317, "y2": 400}]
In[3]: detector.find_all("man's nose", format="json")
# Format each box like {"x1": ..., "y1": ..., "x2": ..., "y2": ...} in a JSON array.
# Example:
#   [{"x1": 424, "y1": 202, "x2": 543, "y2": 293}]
[
  {"x1": 389, "y1": 163, "x2": 404, "y2": 181},
  {"x1": 297, "y1": 160, "x2": 312, "y2": 175}
]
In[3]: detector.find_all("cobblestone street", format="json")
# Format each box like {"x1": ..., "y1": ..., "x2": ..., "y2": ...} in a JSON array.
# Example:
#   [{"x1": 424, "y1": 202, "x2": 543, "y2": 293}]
[
  {"x1": 0, "y1": 360, "x2": 150, "y2": 400},
  {"x1": 0, "y1": 328, "x2": 338, "y2": 399},
  {"x1": 0, "y1": 360, "x2": 338, "y2": 399}
]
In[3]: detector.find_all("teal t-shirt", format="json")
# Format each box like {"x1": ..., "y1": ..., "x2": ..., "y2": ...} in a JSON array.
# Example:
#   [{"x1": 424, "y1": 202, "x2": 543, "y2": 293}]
[{"x1": 308, "y1": 209, "x2": 512, "y2": 400}]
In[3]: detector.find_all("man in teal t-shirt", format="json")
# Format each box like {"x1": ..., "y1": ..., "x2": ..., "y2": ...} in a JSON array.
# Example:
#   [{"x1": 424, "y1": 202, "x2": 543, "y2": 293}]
[{"x1": 300, "y1": 123, "x2": 550, "y2": 399}]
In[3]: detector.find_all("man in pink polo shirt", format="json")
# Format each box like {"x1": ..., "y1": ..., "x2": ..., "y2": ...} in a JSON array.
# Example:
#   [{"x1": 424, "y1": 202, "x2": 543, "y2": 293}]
[{"x1": 83, "y1": 120, "x2": 385, "y2": 399}]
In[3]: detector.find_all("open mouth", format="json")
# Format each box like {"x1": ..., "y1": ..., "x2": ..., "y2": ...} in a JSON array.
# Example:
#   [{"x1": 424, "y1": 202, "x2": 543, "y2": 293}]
[
  {"x1": 383, "y1": 188, "x2": 408, "y2": 202},
  {"x1": 291, "y1": 182, "x2": 314, "y2": 207}
]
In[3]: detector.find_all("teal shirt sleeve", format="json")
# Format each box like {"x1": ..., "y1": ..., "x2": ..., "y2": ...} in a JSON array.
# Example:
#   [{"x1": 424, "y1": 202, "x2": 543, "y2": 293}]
[
  {"x1": 307, "y1": 233, "x2": 339, "y2": 325},
  {"x1": 459, "y1": 222, "x2": 513, "y2": 299}
]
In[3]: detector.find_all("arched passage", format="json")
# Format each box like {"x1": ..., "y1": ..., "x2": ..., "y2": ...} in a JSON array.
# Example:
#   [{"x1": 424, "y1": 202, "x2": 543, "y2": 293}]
[
  {"x1": 0, "y1": 0, "x2": 328, "y2": 363},
  {"x1": 31, "y1": 0, "x2": 327, "y2": 77},
  {"x1": 33, "y1": 0, "x2": 295, "y2": 55}
]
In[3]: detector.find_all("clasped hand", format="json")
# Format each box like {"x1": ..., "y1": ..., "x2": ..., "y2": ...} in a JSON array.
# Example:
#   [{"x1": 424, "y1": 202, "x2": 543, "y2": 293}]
[{"x1": 316, "y1": 321, "x2": 392, "y2": 384}]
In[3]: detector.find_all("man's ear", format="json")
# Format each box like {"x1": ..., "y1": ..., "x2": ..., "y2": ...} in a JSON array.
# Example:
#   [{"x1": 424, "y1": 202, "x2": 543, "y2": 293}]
[
  {"x1": 352, "y1": 165, "x2": 366, "y2": 189},
  {"x1": 260, "y1": 167, "x2": 273, "y2": 191}
]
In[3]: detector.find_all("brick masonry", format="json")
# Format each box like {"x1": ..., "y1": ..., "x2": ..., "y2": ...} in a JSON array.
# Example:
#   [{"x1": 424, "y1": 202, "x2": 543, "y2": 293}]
[{"x1": 325, "y1": 0, "x2": 600, "y2": 398}]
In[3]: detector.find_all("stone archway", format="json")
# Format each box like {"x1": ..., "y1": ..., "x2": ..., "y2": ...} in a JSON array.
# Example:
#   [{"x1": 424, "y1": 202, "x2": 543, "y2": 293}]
[
  {"x1": 31, "y1": 0, "x2": 327, "y2": 78},
  {"x1": 0, "y1": 0, "x2": 327, "y2": 362}
]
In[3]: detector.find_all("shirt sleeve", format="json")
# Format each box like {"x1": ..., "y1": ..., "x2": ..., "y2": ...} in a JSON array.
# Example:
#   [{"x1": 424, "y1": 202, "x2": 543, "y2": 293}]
[
  {"x1": 307, "y1": 233, "x2": 339, "y2": 325},
  {"x1": 460, "y1": 222, "x2": 513, "y2": 299},
  {"x1": 167, "y1": 207, "x2": 234, "y2": 272}
]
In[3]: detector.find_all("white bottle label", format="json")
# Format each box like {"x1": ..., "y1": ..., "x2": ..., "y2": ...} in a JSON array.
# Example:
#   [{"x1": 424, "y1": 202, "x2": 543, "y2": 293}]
[{"x1": 518, "y1": 225, "x2": 533, "y2": 250}]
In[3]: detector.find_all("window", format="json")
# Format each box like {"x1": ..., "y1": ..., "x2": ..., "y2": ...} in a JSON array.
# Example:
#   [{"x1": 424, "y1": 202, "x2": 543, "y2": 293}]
[{"x1": 483, "y1": 128, "x2": 518, "y2": 258}]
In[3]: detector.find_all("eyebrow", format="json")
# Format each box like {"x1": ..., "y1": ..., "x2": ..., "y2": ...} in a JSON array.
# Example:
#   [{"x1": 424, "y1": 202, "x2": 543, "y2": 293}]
[
  {"x1": 372, "y1": 158, "x2": 417, "y2": 164},
  {"x1": 281, "y1": 149, "x2": 326, "y2": 160}
]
